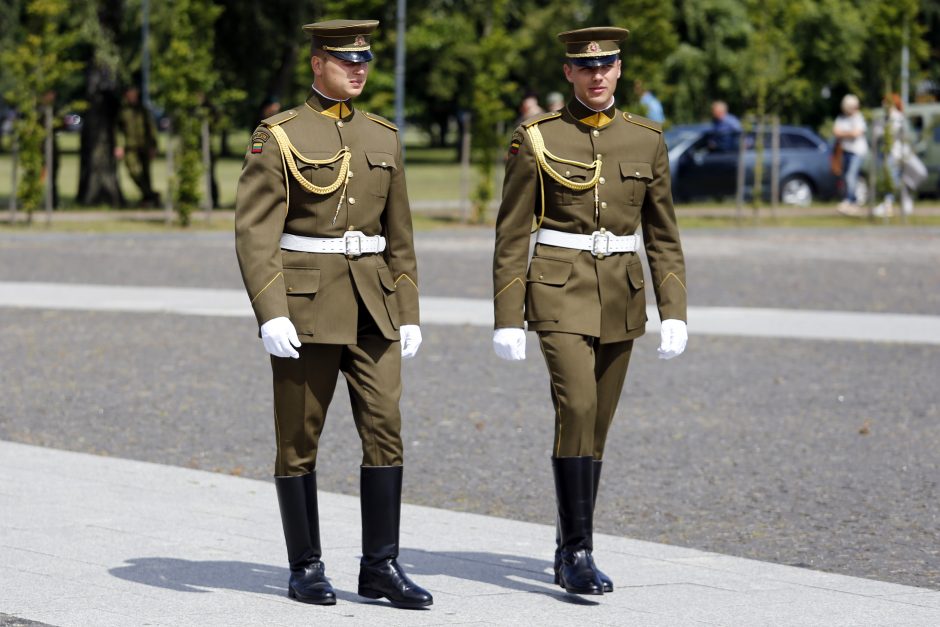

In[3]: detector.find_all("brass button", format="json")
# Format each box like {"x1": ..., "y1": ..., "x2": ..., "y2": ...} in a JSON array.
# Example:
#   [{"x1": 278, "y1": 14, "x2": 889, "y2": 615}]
[
  {"x1": 627, "y1": 114, "x2": 633, "y2": 119},
  {"x1": 347, "y1": 171, "x2": 354, "y2": 178},
  {"x1": 635, "y1": 171, "x2": 641, "y2": 176},
  {"x1": 596, "y1": 153, "x2": 602, "y2": 159},
  {"x1": 565, "y1": 170, "x2": 571, "y2": 177},
  {"x1": 348, "y1": 197, "x2": 356, "y2": 205},
  {"x1": 287, "y1": 286, "x2": 294, "y2": 292},
  {"x1": 337, "y1": 120, "x2": 344, "y2": 128},
  {"x1": 348, "y1": 225, "x2": 355, "y2": 230},
  {"x1": 538, "y1": 274, "x2": 544, "y2": 280},
  {"x1": 599, "y1": 177, "x2": 606, "y2": 185},
  {"x1": 381, "y1": 161, "x2": 387, "y2": 167},
  {"x1": 601, "y1": 201, "x2": 608, "y2": 209},
  {"x1": 592, "y1": 129, "x2": 600, "y2": 137}
]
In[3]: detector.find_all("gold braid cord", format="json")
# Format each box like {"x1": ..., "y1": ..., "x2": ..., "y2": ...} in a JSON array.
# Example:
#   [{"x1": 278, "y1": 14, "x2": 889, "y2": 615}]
[
  {"x1": 269, "y1": 124, "x2": 350, "y2": 195},
  {"x1": 525, "y1": 123, "x2": 602, "y2": 231}
]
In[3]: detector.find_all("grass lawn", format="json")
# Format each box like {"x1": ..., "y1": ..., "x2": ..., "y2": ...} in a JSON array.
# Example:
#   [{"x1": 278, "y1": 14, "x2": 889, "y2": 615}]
[{"x1": 0, "y1": 138, "x2": 480, "y2": 209}]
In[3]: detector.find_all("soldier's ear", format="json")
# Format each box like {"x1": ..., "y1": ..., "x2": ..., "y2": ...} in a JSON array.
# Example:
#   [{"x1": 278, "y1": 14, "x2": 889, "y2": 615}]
[
  {"x1": 311, "y1": 55, "x2": 321, "y2": 77},
  {"x1": 562, "y1": 63, "x2": 574, "y2": 84},
  {"x1": 615, "y1": 59, "x2": 622, "y2": 79}
]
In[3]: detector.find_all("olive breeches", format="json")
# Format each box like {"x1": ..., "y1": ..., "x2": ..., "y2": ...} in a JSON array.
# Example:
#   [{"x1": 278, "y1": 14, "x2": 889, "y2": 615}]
[
  {"x1": 270, "y1": 327, "x2": 403, "y2": 476},
  {"x1": 537, "y1": 332, "x2": 634, "y2": 459}
]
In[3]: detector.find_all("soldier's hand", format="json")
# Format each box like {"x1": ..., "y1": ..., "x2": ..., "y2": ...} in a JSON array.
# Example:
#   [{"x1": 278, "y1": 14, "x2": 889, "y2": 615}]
[
  {"x1": 657, "y1": 319, "x2": 687, "y2": 360},
  {"x1": 260, "y1": 316, "x2": 301, "y2": 359},
  {"x1": 114, "y1": 146, "x2": 124, "y2": 159},
  {"x1": 493, "y1": 328, "x2": 526, "y2": 361},
  {"x1": 400, "y1": 325, "x2": 422, "y2": 359}
]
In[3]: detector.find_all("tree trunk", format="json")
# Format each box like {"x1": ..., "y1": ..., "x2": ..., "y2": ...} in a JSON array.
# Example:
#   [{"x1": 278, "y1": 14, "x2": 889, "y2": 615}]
[
  {"x1": 77, "y1": 63, "x2": 124, "y2": 207},
  {"x1": 77, "y1": 0, "x2": 125, "y2": 208}
]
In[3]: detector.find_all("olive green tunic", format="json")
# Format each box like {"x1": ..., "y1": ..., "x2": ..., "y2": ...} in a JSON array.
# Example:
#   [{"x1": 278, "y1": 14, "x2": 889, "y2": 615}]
[{"x1": 493, "y1": 99, "x2": 686, "y2": 342}]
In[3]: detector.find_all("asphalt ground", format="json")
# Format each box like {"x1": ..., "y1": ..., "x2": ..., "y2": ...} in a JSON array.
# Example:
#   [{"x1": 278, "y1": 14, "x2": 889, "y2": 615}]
[{"x1": 1, "y1": 226, "x2": 938, "y2": 591}]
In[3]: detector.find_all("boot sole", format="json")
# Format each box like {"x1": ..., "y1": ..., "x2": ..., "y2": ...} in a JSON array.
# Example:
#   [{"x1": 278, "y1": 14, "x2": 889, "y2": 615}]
[
  {"x1": 289, "y1": 587, "x2": 337, "y2": 605},
  {"x1": 358, "y1": 587, "x2": 433, "y2": 609}
]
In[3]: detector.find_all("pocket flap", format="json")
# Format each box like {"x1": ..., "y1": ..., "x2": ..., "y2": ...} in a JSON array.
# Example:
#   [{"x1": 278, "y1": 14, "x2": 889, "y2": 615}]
[
  {"x1": 527, "y1": 257, "x2": 573, "y2": 286},
  {"x1": 620, "y1": 162, "x2": 653, "y2": 180},
  {"x1": 627, "y1": 262, "x2": 645, "y2": 289},
  {"x1": 283, "y1": 268, "x2": 321, "y2": 294},
  {"x1": 377, "y1": 265, "x2": 397, "y2": 291},
  {"x1": 366, "y1": 152, "x2": 397, "y2": 169}
]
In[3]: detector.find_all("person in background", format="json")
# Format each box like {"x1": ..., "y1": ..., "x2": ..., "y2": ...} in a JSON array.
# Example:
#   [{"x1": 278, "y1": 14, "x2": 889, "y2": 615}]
[
  {"x1": 115, "y1": 85, "x2": 160, "y2": 207},
  {"x1": 517, "y1": 94, "x2": 545, "y2": 124},
  {"x1": 634, "y1": 80, "x2": 664, "y2": 124},
  {"x1": 709, "y1": 100, "x2": 741, "y2": 151},
  {"x1": 873, "y1": 93, "x2": 922, "y2": 217},
  {"x1": 546, "y1": 91, "x2": 565, "y2": 113},
  {"x1": 833, "y1": 94, "x2": 869, "y2": 216}
]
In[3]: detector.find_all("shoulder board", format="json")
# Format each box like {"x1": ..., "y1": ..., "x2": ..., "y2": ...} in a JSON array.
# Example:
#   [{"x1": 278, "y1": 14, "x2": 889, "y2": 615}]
[
  {"x1": 261, "y1": 108, "x2": 299, "y2": 127},
  {"x1": 522, "y1": 111, "x2": 562, "y2": 129},
  {"x1": 623, "y1": 112, "x2": 662, "y2": 133},
  {"x1": 364, "y1": 112, "x2": 398, "y2": 131}
]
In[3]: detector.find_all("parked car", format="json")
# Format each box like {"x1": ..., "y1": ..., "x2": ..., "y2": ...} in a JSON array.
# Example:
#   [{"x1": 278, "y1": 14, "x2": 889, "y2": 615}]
[{"x1": 664, "y1": 123, "x2": 840, "y2": 206}]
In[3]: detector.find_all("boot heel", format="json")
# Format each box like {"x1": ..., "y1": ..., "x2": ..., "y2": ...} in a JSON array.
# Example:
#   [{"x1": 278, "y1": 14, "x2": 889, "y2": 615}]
[{"x1": 358, "y1": 586, "x2": 383, "y2": 599}]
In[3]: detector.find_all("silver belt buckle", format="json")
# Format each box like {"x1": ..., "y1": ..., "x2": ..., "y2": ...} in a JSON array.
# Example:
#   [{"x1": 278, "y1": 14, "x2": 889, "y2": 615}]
[
  {"x1": 344, "y1": 230, "x2": 365, "y2": 257},
  {"x1": 591, "y1": 228, "x2": 611, "y2": 259}
]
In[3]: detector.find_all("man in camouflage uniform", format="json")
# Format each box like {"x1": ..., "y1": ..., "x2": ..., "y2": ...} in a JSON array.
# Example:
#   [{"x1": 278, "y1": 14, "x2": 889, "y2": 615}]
[
  {"x1": 235, "y1": 19, "x2": 431, "y2": 609},
  {"x1": 115, "y1": 86, "x2": 159, "y2": 207},
  {"x1": 492, "y1": 26, "x2": 688, "y2": 596}
]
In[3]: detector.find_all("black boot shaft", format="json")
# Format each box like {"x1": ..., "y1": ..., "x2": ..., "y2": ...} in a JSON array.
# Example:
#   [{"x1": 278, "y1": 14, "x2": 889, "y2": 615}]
[
  {"x1": 275, "y1": 473, "x2": 321, "y2": 569},
  {"x1": 360, "y1": 465, "x2": 403, "y2": 566},
  {"x1": 358, "y1": 465, "x2": 433, "y2": 608},
  {"x1": 552, "y1": 456, "x2": 595, "y2": 553}
]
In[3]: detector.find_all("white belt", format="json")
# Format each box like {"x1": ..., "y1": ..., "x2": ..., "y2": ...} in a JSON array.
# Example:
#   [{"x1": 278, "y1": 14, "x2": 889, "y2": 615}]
[
  {"x1": 280, "y1": 232, "x2": 386, "y2": 257},
  {"x1": 536, "y1": 228, "x2": 639, "y2": 258}
]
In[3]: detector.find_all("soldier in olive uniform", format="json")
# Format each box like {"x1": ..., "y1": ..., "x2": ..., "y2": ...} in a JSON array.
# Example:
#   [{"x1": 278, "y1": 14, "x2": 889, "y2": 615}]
[
  {"x1": 115, "y1": 86, "x2": 159, "y2": 206},
  {"x1": 492, "y1": 27, "x2": 688, "y2": 596},
  {"x1": 235, "y1": 20, "x2": 432, "y2": 609}
]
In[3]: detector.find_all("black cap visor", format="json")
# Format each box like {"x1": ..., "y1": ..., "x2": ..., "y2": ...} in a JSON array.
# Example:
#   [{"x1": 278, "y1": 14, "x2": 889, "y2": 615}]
[
  {"x1": 328, "y1": 49, "x2": 374, "y2": 63},
  {"x1": 569, "y1": 53, "x2": 618, "y2": 68}
]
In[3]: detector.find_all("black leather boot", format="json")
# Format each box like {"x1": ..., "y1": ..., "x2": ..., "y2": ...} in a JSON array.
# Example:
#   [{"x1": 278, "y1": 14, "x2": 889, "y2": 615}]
[
  {"x1": 358, "y1": 466, "x2": 433, "y2": 609},
  {"x1": 589, "y1": 460, "x2": 614, "y2": 592},
  {"x1": 552, "y1": 456, "x2": 604, "y2": 595},
  {"x1": 553, "y1": 460, "x2": 613, "y2": 592},
  {"x1": 274, "y1": 473, "x2": 336, "y2": 605}
]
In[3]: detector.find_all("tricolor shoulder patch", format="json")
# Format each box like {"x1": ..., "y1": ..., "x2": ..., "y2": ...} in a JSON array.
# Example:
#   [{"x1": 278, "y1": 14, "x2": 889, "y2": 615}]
[
  {"x1": 508, "y1": 131, "x2": 523, "y2": 156},
  {"x1": 250, "y1": 130, "x2": 269, "y2": 154}
]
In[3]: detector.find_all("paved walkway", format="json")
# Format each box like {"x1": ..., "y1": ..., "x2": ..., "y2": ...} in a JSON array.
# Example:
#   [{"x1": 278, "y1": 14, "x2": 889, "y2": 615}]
[
  {"x1": 2, "y1": 440, "x2": 940, "y2": 627},
  {"x1": 1, "y1": 280, "x2": 939, "y2": 345}
]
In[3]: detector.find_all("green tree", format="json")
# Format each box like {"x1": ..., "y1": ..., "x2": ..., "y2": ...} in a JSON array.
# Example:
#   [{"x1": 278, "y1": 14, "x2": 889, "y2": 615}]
[
  {"x1": 470, "y1": 0, "x2": 518, "y2": 222},
  {"x1": 0, "y1": 0, "x2": 82, "y2": 221},
  {"x1": 150, "y1": 0, "x2": 222, "y2": 226}
]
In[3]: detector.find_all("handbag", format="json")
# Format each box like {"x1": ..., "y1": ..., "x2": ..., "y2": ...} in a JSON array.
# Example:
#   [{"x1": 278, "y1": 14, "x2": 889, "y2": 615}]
[
  {"x1": 901, "y1": 150, "x2": 928, "y2": 189},
  {"x1": 830, "y1": 141, "x2": 843, "y2": 176}
]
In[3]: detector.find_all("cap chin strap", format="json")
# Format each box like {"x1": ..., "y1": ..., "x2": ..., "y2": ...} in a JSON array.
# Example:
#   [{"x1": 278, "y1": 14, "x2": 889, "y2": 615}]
[{"x1": 525, "y1": 123, "x2": 602, "y2": 232}]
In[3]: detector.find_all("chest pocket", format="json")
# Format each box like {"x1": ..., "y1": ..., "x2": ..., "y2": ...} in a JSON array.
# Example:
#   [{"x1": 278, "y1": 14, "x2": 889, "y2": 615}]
[
  {"x1": 620, "y1": 162, "x2": 653, "y2": 206},
  {"x1": 296, "y1": 152, "x2": 342, "y2": 191},
  {"x1": 549, "y1": 163, "x2": 594, "y2": 206},
  {"x1": 366, "y1": 152, "x2": 396, "y2": 198}
]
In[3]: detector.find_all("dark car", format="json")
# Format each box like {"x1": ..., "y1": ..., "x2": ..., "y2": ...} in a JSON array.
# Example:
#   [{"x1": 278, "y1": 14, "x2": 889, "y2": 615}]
[{"x1": 665, "y1": 124, "x2": 839, "y2": 206}]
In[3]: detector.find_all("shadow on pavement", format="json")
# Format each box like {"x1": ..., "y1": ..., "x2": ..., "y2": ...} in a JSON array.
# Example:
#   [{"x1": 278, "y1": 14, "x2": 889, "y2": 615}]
[
  {"x1": 108, "y1": 551, "x2": 600, "y2": 606},
  {"x1": 399, "y1": 548, "x2": 601, "y2": 606}
]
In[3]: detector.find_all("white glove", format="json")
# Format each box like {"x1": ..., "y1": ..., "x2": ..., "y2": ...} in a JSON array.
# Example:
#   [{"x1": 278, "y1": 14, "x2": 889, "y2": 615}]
[
  {"x1": 260, "y1": 316, "x2": 301, "y2": 359},
  {"x1": 658, "y1": 319, "x2": 688, "y2": 360},
  {"x1": 493, "y1": 328, "x2": 526, "y2": 361},
  {"x1": 400, "y1": 325, "x2": 422, "y2": 359}
]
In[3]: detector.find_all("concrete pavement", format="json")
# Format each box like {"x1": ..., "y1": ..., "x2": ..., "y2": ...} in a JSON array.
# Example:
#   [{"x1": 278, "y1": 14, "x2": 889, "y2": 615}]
[
  {"x1": 3, "y1": 440, "x2": 940, "y2": 627},
  {"x1": 2, "y1": 280, "x2": 940, "y2": 345}
]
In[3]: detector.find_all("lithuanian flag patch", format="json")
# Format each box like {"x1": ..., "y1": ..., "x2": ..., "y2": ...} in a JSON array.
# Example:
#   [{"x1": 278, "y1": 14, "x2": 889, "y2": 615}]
[{"x1": 249, "y1": 130, "x2": 269, "y2": 154}]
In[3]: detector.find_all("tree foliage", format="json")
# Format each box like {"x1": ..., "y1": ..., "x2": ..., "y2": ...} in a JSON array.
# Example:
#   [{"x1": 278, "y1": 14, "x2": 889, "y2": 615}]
[{"x1": 0, "y1": 0, "x2": 82, "y2": 219}]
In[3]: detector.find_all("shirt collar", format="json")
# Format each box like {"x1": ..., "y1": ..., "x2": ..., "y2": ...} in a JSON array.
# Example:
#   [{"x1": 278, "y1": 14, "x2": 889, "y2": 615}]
[
  {"x1": 306, "y1": 84, "x2": 354, "y2": 120},
  {"x1": 567, "y1": 96, "x2": 616, "y2": 129}
]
